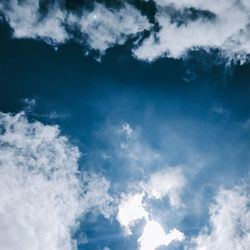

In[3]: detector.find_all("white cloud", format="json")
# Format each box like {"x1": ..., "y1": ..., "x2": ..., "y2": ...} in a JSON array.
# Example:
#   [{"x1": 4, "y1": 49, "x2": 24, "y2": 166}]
[
  {"x1": 0, "y1": 1, "x2": 150, "y2": 55},
  {"x1": 0, "y1": 112, "x2": 114, "y2": 250},
  {"x1": 80, "y1": 172, "x2": 115, "y2": 219},
  {"x1": 117, "y1": 167, "x2": 186, "y2": 237},
  {"x1": 0, "y1": 0, "x2": 68, "y2": 44},
  {"x1": 117, "y1": 193, "x2": 148, "y2": 234},
  {"x1": 138, "y1": 220, "x2": 185, "y2": 250},
  {"x1": 193, "y1": 183, "x2": 250, "y2": 250},
  {"x1": 134, "y1": 0, "x2": 250, "y2": 62},
  {"x1": 141, "y1": 167, "x2": 186, "y2": 208},
  {"x1": 1, "y1": 0, "x2": 249, "y2": 62},
  {"x1": 70, "y1": 3, "x2": 150, "y2": 54}
]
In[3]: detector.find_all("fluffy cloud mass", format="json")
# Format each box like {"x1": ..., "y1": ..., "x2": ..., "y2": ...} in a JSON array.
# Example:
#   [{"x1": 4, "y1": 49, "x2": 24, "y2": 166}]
[
  {"x1": 0, "y1": 112, "x2": 113, "y2": 250},
  {"x1": 0, "y1": 0, "x2": 68, "y2": 44},
  {"x1": 1, "y1": 0, "x2": 250, "y2": 62},
  {"x1": 193, "y1": 182, "x2": 250, "y2": 250},
  {"x1": 134, "y1": 0, "x2": 250, "y2": 62}
]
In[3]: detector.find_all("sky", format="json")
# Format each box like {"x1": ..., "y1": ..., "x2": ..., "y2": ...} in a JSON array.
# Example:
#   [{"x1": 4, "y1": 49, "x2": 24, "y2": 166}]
[{"x1": 0, "y1": 1, "x2": 250, "y2": 250}]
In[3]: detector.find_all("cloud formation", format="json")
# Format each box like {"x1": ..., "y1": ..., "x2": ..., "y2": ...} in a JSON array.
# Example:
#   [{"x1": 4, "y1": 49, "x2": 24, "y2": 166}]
[
  {"x1": 193, "y1": 182, "x2": 250, "y2": 250},
  {"x1": 0, "y1": 112, "x2": 113, "y2": 250},
  {"x1": 1, "y1": 0, "x2": 250, "y2": 62},
  {"x1": 117, "y1": 193, "x2": 148, "y2": 234},
  {"x1": 140, "y1": 167, "x2": 186, "y2": 208},
  {"x1": 69, "y1": 3, "x2": 150, "y2": 54},
  {"x1": 138, "y1": 220, "x2": 184, "y2": 250},
  {"x1": 134, "y1": 0, "x2": 250, "y2": 63},
  {"x1": 0, "y1": 0, "x2": 68, "y2": 44},
  {"x1": 116, "y1": 166, "x2": 186, "y2": 249}
]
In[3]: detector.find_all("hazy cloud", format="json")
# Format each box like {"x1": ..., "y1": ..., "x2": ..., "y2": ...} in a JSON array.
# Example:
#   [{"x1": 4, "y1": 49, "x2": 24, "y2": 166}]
[{"x1": 140, "y1": 167, "x2": 186, "y2": 208}]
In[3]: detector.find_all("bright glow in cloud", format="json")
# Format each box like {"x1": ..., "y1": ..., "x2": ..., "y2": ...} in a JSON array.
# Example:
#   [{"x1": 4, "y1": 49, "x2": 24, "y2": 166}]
[
  {"x1": 0, "y1": 112, "x2": 114, "y2": 250},
  {"x1": 138, "y1": 220, "x2": 185, "y2": 250},
  {"x1": 193, "y1": 183, "x2": 250, "y2": 250},
  {"x1": 117, "y1": 193, "x2": 148, "y2": 234}
]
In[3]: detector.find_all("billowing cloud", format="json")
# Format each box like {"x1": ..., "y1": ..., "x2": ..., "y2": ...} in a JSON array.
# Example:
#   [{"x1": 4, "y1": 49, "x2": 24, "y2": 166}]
[
  {"x1": 0, "y1": 112, "x2": 114, "y2": 250},
  {"x1": 0, "y1": 0, "x2": 68, "y2": 44},
  {"x1": 0, "y1": 0, "x2": 150, "y2": 55},
  {"x1": 193, "y1": 182, "x2": 250, "y2": 250},
  {"x1": 117, "y1": 193, "x2": 148, "y2": 234},
  {"x1": 134, "y1": 0, "x2": 250, "y2": 62},
  {"x1": 138, "y1": 220, "x2": 184, "y2": 250},
  {"x1": 1, "y1": 0, "x2": 249, "y2": 62},
  {"x1": 116, "y1": 167, "x2": 186, "y2": 247},
  {"x1": 69, "y1": 3, "x2": 150, "y2": 54}
]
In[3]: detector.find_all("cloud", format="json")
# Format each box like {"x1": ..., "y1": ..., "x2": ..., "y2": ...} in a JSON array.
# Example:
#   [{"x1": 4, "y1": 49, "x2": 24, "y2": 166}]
[
  {"x1": 0, "y1": 1, "x2": 150, "y2": 55},
  {"x1": 117, "y1": 193, "x2": 148, "y2": 234},
  {"x1": 0, "y1": 0, "x2": 68, "y2": 45},
  {"x1": 193, "y1": 182, "x2": 250, "y2": 250},
  {"x1": 138, "y1": 220, "x2": 184, "y2": 250},
  {"x1": 69, "y1": 3, "x2": 150, "y2": 54},
  {"x1": 134, "y1": 0, "x2": 250, "y2": 62},
  {"x1": 0, "y1": 112, "x2": 114, "y2": 250},
  {"x1": 80, "y1": 172, "x2": 115, "y2": 219},
  {"x1": 1, "y1": 0, "x2": 249, "y2": 63},
  {"x1": 116, "y1": 167, "x2": 186, "y2": 236},
  {"x1": 140, "y1": 167, "x2": 186, "y2": 208}
]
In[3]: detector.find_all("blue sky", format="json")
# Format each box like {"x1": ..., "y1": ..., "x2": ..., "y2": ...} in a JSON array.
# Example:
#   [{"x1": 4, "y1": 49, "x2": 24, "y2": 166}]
[{"x1": 0, "y1": 1, "x2": 250, "y2": 250}]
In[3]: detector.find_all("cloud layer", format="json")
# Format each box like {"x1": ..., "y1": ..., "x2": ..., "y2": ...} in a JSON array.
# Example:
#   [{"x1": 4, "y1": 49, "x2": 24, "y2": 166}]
[{"x1": 1, "y1": 0, "x2": 250, "y2": 62}]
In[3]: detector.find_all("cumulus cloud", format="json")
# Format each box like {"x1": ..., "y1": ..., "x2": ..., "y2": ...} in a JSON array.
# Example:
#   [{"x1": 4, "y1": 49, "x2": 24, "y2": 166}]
[
  {"x1": 134, "y1": 0, "x2": 250, "y2": 62},
  {"x1": 0, "y1": 112, "x2": 114, "y2": 250},
  {"x1": 116, "y1": 191, "x2": 185, "y2": 249},
  {"x1": 69, "y1": 3, "x2": 150, "y2": 54},
  {"x1": 193, "y1": 182, "x2": 250, "y2": 250},
  {"x1": 1, "y1": 0, "x2": 249, "y2": 62},
  {"x1": 117, "y1": 193, "x2": 148, "y2": 234},
  {"x1": 0, "y1": 0, "x2": 150, "y2": 55},
  {"x1": 0, "y1": 0, "x2": 68, "y2": 44},
  {"x1": 138, "y1": 220, "x2": 184, "y2": 250},
  {"x1": 117, "y1": 167, "x2": 186, "y2": 238}
]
